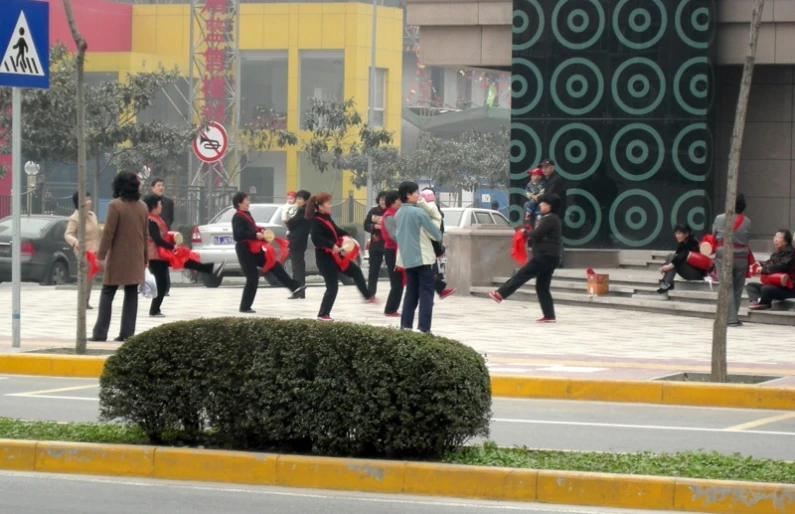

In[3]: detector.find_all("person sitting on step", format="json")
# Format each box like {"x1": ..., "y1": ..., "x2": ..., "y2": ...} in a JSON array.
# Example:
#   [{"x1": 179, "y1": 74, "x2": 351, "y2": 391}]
[
  {"x1": 657, "y1": 224, "x2": 706, "y2": 294},
  {"x1": 747, "y1": 229, "x2": 795, "y2": 311}
]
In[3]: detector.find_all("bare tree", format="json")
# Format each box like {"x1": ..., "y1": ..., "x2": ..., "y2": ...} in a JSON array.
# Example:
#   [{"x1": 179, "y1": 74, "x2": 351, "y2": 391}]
[
  {"x1": 712, "y1": 0, "x2": 765, "y2": 382},
  {"x1": 62, "y1": 0, "x2": 89, "y2": 354}
]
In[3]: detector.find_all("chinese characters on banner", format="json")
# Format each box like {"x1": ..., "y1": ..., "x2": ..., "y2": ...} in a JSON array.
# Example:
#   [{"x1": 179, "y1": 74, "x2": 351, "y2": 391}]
[{"x1": 200, "y1": 0, "x2": 234, "y2": 124}]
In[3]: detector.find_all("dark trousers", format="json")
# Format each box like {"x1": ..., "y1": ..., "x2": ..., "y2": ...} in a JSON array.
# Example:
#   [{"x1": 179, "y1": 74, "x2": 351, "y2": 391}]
[
  {"x1": 92, "y1": 284, "x2": 139, "y2": 341},
  {"x1": 290, "y1": 247, "x2": 307, "y2": 297},
  {"x1": 497, "y1": 254, "x2": 558, "y2": 319},
  {"x1": 367, "y1": 250, "x2": 384, "y2": 297},
  {"x1": 148, "y1": 260, "x2": 170, "y2": 315},
  {"x1": 165, "y1": 272, "x2": 171, "y2": 295},
  {"x1": 433, "y1": 262, "x2": 447, "y2": 295},
  {"x1": 661, "y1": 254, "x2": 705, "y2": 286},
  {"x1": 383, "y1": 248, "x2": 404, "y2": 314},
  {"x1": 401, "y1": 264, "x2": 435, "y2": 332},
  {"x1": 237, "y1": 243, "x2": 299, "y2": 311},
  {"x1": 316, "y1": 250, "x2": 370, "y2": 317},
  {"x1": 746, "y1": 282, "x2": 795, "y2": 305}
]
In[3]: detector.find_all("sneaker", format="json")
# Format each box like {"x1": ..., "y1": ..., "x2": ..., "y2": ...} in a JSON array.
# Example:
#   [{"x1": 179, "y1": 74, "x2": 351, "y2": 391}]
[
  {"x1": 488, "y1": 291, "x2": 503, "y2": 303},
  {"x1": 385, "y1": 312, "x2": 401, "y2": 317},
  {"x1": 316, "y1": 315, "x2": 334, "y2": 321},
  {"x1": 365, "y1": 296, "x2": 378, "y2": 304},
  {"x1": 150, "y1": 313, "x2": 165, "y2": 318},
  {"x1": 239, "y1": 309, "x2": 256, "y2": 314},
  {"x1": 438, "y1": 288, "x2": 457, "y2": 300},
  {"x1": 537, "y1": 317, "x2": 556, "y2": 323},
  {"x1": 290, "y1": 285, "x2": 307, "y2": 299},
  {"x1": 748, "y1": 302, "x2": 771, "y2": 311},
  {"x1": 213, "y1": 260, "x2": 226, "y2": 278}
]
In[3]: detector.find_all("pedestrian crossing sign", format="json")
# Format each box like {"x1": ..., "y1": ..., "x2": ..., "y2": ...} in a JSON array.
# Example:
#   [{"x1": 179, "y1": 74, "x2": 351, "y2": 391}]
[{"x1": 0, "y1": 0, "x2": 49, "y2": 89}]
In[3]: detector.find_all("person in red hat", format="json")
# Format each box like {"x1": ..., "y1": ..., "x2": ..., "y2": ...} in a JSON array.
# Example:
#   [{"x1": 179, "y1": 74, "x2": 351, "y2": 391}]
[
  {"x1": 282, "y1": 191, "x2": 299, "y2": 225},
  {"x1": 524, "y1": 167, "x2": 546, "y2": 226}
]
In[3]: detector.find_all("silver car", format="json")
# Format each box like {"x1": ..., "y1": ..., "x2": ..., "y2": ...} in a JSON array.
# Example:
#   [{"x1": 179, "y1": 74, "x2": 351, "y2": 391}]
[
  {"x1": 441, "y1": 208, "x2": 511, "y2": 228},
  {"x1": 192, "y1": 203, "x2": 359, "y2": 288}
]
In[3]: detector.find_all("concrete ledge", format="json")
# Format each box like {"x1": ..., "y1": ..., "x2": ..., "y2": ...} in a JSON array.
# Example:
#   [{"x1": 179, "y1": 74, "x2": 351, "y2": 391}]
[
  {"x1": 1, "y1": 439, "x2": 794, "y2": 513},
  {"x1": 1, "y1": 355, "x2": 793, "y2": 411}
]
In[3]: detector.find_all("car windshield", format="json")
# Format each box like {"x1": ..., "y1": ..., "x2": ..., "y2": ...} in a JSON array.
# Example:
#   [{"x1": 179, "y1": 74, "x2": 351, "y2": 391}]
[
  {"x1": 212, "y1": 205, "x2": 278, "y2": 224},
  {"x1": 0, "y1": 217, "x2": 53, "y2": 237},
  {"x1": 442, "y1": 210, "x2": 462, "y2": 227}
]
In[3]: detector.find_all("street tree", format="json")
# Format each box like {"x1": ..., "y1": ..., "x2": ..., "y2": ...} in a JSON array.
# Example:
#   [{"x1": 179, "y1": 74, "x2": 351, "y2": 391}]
[
  {"x1": 712, "y1": 0, "x2": 765, "y2": 382},
  {"x1": 301, "y1": 98, "x2": 393, "y2": 194},
  {"x1": 337, "y1": 146, "x2": 407, "y2": 189},
  {"x1": 232, "y1": 106, "x2": 298, "y2": 184}
]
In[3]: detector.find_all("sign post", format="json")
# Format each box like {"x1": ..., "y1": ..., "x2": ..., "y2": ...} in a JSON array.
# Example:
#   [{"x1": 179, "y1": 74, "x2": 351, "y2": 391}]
[{"x1": 0, "y1": 0, "x2": 50, "y2": 347}]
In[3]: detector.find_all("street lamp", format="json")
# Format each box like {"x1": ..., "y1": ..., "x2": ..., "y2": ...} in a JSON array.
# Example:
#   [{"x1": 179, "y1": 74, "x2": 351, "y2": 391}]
[{"x1": 24, "y1": 161, "x2": 39, "y2": 176}]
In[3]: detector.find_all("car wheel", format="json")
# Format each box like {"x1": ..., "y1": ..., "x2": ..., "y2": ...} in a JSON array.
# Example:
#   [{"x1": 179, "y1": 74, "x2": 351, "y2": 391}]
[
  {"x1": 201, "y1": 272, "x2": 223, "y2": 288},
  {"x1": 42, "y1": 260, "x2": 69, "y2": 286}
]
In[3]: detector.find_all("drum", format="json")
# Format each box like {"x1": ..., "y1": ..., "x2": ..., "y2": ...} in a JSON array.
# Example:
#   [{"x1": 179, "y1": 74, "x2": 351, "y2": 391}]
[
  {"x1": 686, "y1": 252, "x2": 713, "y2": 271},
  {"x1": 340, "y1": 236, "x2": 357, "y2": 253},
  {"x1": 761, "y1": 273, "x2": 793, "y2": 289},
  {"x1": 699, "y1": 242, "x2": 713, "y2": 256},
  {"x1": 262, "y1": 229, "x2": 275, "y2": 243}
]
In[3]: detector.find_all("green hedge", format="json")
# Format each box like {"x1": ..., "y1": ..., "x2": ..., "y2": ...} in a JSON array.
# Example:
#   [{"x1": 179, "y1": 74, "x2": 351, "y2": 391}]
[{"x1": 99, "y1": 318, "x2": 492, "y2": 459}]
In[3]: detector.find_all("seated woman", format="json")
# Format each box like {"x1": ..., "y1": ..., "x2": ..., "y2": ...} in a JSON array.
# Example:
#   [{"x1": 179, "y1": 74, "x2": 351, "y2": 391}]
[
  {"x1": 747, "y1": 229, "x2": 795, "y2": 310},
  {"x1": 657, "y1": 224, "x2": 707, "y2": 294}
]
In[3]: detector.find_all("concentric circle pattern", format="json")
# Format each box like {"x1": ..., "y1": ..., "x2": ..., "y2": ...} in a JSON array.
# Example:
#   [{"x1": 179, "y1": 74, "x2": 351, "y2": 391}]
[{"x1": 510, "y1": 0, "x2": 715, "y2": 247}]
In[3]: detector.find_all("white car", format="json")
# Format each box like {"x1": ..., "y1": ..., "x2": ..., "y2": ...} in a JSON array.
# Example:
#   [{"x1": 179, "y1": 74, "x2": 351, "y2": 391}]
[
  {"x1": 191, "y1": 203, "x2": 360, "y2": 288},
  {"x1": 441, "y1": 207, "x2": 511, "y2": 229}
]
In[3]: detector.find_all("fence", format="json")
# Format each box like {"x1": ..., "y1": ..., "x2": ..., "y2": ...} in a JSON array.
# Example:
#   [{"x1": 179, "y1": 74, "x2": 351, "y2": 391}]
[{"x1": 0, "y1": 182, "x2": 80, "y2": 220}]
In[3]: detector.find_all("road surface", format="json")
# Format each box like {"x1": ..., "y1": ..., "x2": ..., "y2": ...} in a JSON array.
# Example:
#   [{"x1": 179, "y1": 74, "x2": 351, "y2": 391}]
[{"x1": 1, "y1": 375, "x2": 793, "y2": 459}]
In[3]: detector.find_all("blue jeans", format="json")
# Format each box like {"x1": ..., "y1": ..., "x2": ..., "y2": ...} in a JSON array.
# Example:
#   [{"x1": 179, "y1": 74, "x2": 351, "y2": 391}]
[{"x1": 401, "y1": 264, "x2": 435, "y2": 332}]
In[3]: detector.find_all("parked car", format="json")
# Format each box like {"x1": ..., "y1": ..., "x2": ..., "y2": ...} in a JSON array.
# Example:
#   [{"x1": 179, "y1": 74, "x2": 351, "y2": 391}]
[
  {"x1": 191, "y1": 203, "x2": 360, "y2": 288},
  {"x1": 0, "y1": 215, "x2": 78, "y2": 285},
  {"x1": 441, "y1": 207, "x2": 511, "y2": 228}
]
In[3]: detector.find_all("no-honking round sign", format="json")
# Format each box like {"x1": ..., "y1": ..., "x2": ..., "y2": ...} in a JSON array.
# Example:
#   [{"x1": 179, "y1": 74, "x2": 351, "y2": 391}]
[{"x1": 193, "y1": 121, "x2": 228, "y2": 163}]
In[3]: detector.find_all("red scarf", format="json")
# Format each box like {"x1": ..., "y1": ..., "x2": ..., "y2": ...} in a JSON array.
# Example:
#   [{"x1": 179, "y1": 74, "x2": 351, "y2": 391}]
[
  {"x1": 315, "y1": 216, "x2": 359, "y2": 271},
  {"x1": 381, "y1": 208, "x2": 398, "y2": 250},
  {"x1": 149, "y1": 214, "x2": 202, "y2": 270},
  {"x1": 712, "y1": 214, "x2": 757, "y2": 277},
  {"x1": 149, "y1": 214, "x2": 174, "y2": 262},
  {"x1": 510, "y1": 226, "x2": 532, "y2": 265},
  {"x1": 236, "y1": 209, "x2": 288, "y2": 272}
]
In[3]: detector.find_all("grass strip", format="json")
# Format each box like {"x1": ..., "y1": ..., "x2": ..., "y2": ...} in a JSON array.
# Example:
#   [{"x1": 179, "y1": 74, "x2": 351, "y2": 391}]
[{"x1": 1, "y1": 419, "x2": 793, "y2": 484}]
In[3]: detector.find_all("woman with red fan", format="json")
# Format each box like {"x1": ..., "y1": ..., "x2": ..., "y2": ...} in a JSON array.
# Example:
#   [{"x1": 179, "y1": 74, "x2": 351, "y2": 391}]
[
  {"x1": 307, "y1": 193, "x2": 374, "y2": 321},
  {"x1": 232, "y1": 192, "x2": 306, "y2": 314},
  {"x1": 657, "y1": 224, "x2": 708, "y2": 294},
  {"x1": 145, "y1": 195, "x2": 224, "y2": 317},
  {"x1": 747, "y1": 230, "x2": 795, "y2": 310}
]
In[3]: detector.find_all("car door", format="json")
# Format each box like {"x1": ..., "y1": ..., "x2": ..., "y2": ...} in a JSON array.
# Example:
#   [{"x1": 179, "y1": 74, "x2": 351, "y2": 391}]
[{"x1": 48, "y1": 221, "x2": 76, "y2": 280}]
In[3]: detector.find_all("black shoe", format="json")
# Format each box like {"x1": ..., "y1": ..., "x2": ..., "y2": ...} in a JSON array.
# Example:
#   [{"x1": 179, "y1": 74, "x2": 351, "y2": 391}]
[
  {"x1": 86, "y1": 304, "x2": 93, "y2": 310},
  {"x1": 88, "y1": 337, "x2": 106, "y2": 342},
  {"x1": 289, "y1": 285, "x2": 307, "y2": 299},
  {"x1": 728, "y1": 321, "x2": 743, "y2": 328},
  {"x1": 150, "y1": 313, "x2": 165, "y2": 318},
  {"x1": 240, "y1": 308, "x2": 256, "y2": 314},
  {"x1": 113, "y1": 336, "x2": 126, "y2": 342}
]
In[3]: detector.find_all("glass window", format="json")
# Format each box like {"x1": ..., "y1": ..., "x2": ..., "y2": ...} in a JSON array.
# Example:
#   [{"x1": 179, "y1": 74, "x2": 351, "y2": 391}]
[
  {"x1": 456, "y1": 71, "x2": 472, "y2": 109},
  {"x1": 475, "y1": 212, "x2": 492, "y2": 225},
  {"x1": 370, "y1": 67, "x2": 386, "y2": 127},
  {"x1": 211, "y1": 205, "x2": 278, "y2": 225},
  {"x1": 491, "y1": 213, "x2": 510, "y2": 226},
  {"x1": 299, "y1": 50, "x2": 344, "y2": 120},
  {"x1": 0, "y1": 217, "x2": 54, "y2": 237},
  {"x1": 137, "y1": 80, "x2": 191, "y2": 126},
  {"x1": 240, "y1": 51, "x2": 288, "y2": 123}
]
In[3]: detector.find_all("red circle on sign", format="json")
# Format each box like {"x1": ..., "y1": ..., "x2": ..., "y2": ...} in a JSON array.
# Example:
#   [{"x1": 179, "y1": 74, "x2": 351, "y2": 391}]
[{"x1": 193, "y1": 121, "x2": 229, "y2": 163}]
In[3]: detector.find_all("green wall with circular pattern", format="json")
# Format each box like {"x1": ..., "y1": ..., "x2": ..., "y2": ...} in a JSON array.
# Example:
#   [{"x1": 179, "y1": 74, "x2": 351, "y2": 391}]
[{"x1": 510, "y1": 0, "x2": 716, "y2": 249}]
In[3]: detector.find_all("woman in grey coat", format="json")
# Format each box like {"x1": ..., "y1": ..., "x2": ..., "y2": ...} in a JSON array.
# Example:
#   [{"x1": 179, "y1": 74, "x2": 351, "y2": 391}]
[{"x1": 712, "y1": 194, "x2": 752, "y2": 327}]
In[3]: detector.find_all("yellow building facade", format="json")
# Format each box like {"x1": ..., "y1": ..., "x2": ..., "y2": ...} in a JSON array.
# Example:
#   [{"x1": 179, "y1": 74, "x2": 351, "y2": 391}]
[{"x1": 84, "y1": 3, "x2": 403, "y2": 203}]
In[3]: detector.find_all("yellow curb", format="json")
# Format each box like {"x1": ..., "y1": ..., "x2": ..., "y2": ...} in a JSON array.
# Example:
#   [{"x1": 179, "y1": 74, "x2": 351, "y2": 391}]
[
  {"x1": 1, "y1": 440, "x2": 794, "y2": 513},
  {"x1": 1, "y1": 355, "x2": 793, "y2": 411}
]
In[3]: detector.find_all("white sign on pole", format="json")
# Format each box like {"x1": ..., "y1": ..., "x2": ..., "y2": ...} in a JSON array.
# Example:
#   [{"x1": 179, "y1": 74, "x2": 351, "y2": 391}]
[{"x1": 192, "y1": 121, "x2": 228, "y2": 163}]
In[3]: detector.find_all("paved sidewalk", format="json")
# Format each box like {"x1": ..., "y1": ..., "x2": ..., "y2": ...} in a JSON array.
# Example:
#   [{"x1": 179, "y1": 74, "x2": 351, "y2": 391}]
[{"x1": 1, "y1": 282, "x2": 794, "y2": 385}]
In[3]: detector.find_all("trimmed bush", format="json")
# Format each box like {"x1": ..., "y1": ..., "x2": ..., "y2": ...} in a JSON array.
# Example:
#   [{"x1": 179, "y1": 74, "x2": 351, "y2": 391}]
[{"x1": 99, "y1": 318, "x2": 492, "y2": 459}]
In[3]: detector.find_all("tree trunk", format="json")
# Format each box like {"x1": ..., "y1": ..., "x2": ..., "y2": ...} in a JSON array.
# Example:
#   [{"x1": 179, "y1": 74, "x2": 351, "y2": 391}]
[
  {"x1": 62, "y1": 0, "x2": 89, "y2": 354},
  {"x1": 712, "y1": 0, "x2": 765, "y2": 382}
]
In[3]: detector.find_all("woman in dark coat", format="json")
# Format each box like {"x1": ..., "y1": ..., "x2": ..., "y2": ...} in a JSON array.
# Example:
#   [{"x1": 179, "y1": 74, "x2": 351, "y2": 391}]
[
  {"x1": 307, "y1": 192, "x2": 373, "y2": 321},
  {"x1": 657, "y1": 224, "x2": 706, "y2": 294},
  {"x1": 488, "y1": 194, "x2": 562, "y2": 323},
  {"x1": 232, "y1": 192, "x2": 305, "y2": 313}
]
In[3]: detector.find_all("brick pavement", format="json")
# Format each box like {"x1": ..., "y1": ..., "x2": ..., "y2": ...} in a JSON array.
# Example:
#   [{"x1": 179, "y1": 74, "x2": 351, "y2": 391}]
[{"x1": 1, "y1": 281, "x2": 794, "y2": 385}]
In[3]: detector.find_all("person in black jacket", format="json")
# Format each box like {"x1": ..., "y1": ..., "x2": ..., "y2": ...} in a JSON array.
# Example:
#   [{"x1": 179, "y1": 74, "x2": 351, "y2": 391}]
[
  {"x1": 747, "y1": 229, "x2": 795, "y2": 310},
  {"x1": 232, "y1": 192, "x2": 305, "y2": 313},
  {"x1": 657, "y1": 224, "x2": 706, "y2": 294},
  {"x1": 307, "y1": 192, "x2": 374, "y2": 321},
  {"x1": 364, "y1": 191, "x2": 387, "y2": 297},
  {"x1": 285, "y1": 189, "x2": 311, "y2": 299},
  {"x1": 489, "y1": 194, "x2": 562, "y2": 323},
  {"x1": 144, "y1": 194, "x2": 223, "y2": 317},
  {"x1": 150, "y1": 178, "x2": 175, "y2": 296}
]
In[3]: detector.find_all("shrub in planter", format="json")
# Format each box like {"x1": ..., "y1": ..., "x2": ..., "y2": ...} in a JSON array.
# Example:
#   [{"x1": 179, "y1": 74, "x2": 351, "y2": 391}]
[{"x1": 99, "y1": 318, "x2": 492, "y2": 459}]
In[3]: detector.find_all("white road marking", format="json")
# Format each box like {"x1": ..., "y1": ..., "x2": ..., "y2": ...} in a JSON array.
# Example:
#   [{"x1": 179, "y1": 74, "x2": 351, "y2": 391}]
[
  {"x1": 6, "y1": 394, "x2": 98, "y2": 401},
  {"x1": 492, "y1": 418, "x2": 795, "y2": 437},
  {"x1": 0, "y1": 470, "x2": 634, "y2": 513}
]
